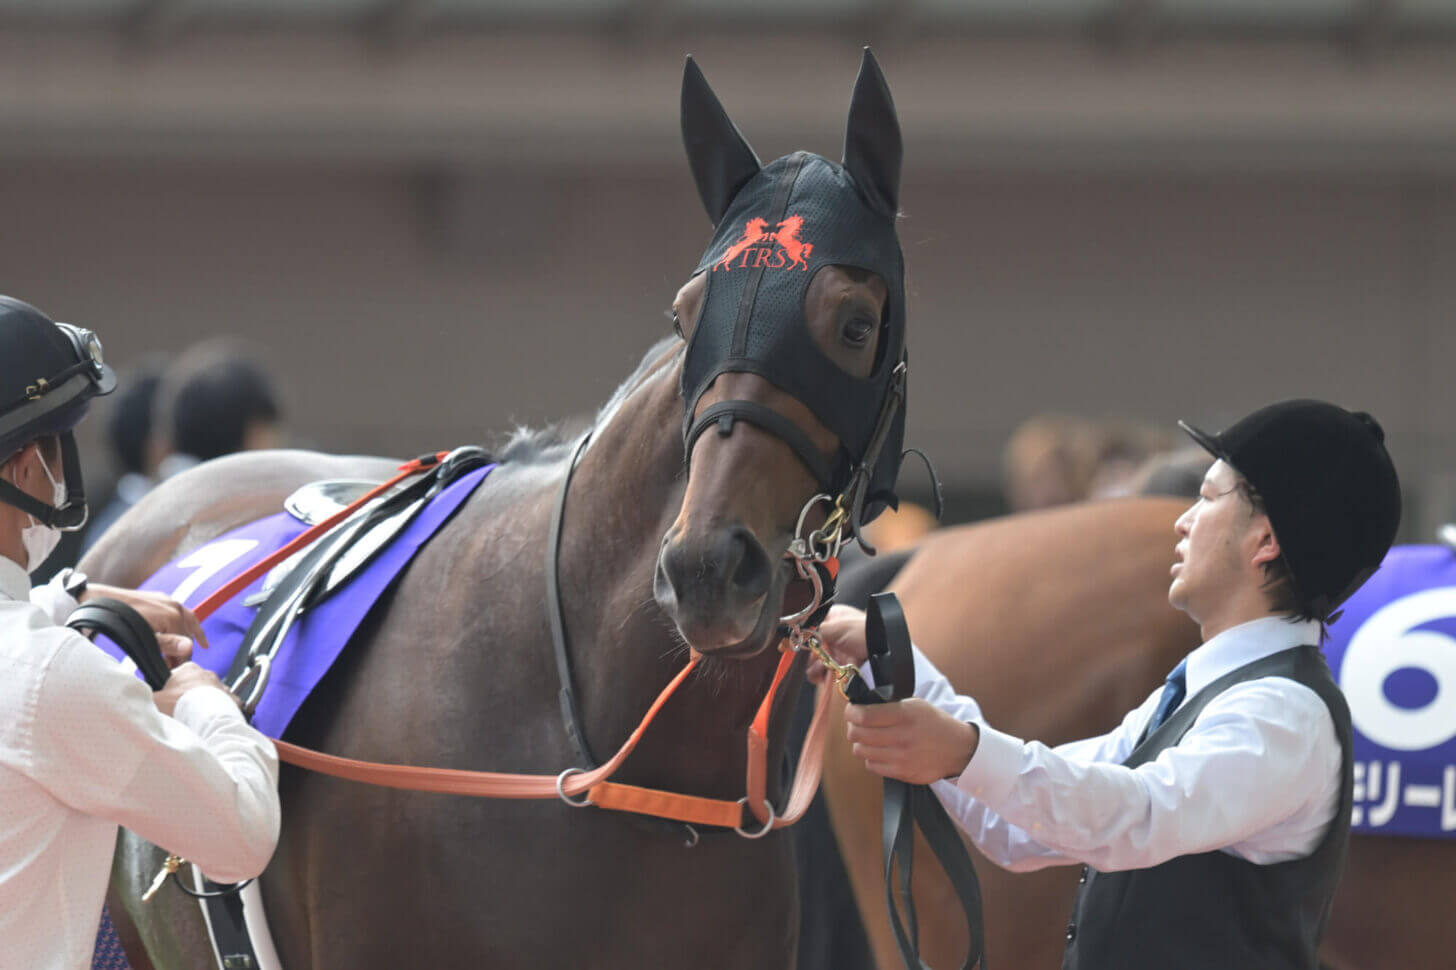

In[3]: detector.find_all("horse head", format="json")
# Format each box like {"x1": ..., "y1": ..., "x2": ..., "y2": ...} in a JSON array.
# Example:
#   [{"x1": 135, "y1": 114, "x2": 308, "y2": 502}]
[{"x1": 655, "y1": 49, "x2": 910, "y2": 657}]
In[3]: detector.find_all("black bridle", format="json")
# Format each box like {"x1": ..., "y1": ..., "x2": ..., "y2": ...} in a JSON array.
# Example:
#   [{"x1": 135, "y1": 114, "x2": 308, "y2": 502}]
[
  {"x1": 684, "y1": 356, "x2": 911, "y2": 556},
  {"x1": 545, "y1": 431, "x2": 599, "y2": 769}
]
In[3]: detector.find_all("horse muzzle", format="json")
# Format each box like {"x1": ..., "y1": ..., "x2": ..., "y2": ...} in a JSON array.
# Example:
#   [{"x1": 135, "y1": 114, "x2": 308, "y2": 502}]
[{"x1": 654, "y1": 522, "x2": 781, "y2": 654}]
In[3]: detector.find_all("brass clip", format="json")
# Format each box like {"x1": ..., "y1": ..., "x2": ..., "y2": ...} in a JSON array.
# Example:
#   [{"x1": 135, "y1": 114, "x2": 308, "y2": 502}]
[
  {"x1": 802, "y1": 631, "x2": 857, "y2": 700},
  {"x1": 141, "y1": 854, "x2": 183, "y2": 903},
  {"x1": 807, "y1": 494, "x2": 849, "y2": 561}
]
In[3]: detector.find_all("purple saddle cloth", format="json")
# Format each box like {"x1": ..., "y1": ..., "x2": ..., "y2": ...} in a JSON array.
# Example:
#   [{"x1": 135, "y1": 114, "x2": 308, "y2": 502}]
[{"x1": 94, "y1": 464, "x2": 493, "y2": 740}]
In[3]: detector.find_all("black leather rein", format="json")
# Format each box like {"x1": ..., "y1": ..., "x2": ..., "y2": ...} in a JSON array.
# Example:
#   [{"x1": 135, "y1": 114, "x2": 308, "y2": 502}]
[
  {"x1": 545, "y1": 430, "x2": 599, "y2": 769},
  {"x1": 842, "y1": 592, "x2": 987, "y2": 970}
]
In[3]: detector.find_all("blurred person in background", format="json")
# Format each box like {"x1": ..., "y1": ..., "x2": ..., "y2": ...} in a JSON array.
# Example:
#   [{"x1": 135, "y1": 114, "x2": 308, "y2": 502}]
[
  {"x1": 152, "y1": 338, "x2": 284, "y2": 479},
  {"x1": 1001, "y1": 414, "x2": 1092, "y2": 511},
  {"x1": 0, "y1": 296, "x2": 279, "y2": 969},
  {"x1": 1130, "y1": 446, "x2": 1212, "y2": 501},
  {"x1": 75, "y1": 341, "x2": 284, "y2": 557},
  {"x1": 1002, "y1": 414, "x2": 1178, "y2": 511},
  {"x1": 81, "y1": 356, "x2": 169, "y2": 551}
]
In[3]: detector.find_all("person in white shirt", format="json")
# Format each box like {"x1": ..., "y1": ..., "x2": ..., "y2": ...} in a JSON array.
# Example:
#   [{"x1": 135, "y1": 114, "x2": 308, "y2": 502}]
[
  {"x1": 0, "y1": 295, "x2": 280, "y2": 970},
  {"x1": 815, "y1": 399, "x2": 1402, "y2": 970}
]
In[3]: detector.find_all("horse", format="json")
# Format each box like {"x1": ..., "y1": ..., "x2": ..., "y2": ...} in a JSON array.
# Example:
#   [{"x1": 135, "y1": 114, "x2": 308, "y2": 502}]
[
  {"x1": 84, "y1": 50, "x2": 912, "y2": 969},
  {"x1": 816, "y1": 497, "x2": 1455, "y2": 970}
]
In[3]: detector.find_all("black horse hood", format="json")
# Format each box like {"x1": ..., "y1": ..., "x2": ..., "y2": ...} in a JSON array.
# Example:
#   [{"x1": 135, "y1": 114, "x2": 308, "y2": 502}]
[{"x1": 679, "y1": 49, "x2": 909, "y2": 528}]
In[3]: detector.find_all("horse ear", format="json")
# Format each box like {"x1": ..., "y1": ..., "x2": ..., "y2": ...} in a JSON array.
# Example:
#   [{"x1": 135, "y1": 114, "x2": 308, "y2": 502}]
[
  {"x1": 842, "y1": 47, "x2": 902, "y2": 217},
  {"x1": 681, "y1": 55, "x2": 762, "y2": 226}
]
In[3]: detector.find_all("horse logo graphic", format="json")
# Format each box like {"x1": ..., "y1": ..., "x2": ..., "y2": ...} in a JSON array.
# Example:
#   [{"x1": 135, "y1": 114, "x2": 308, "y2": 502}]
[
  {"x1": 713, "y1": 214, "x2": 814, "y2": 272},
  {"x1": 773, "y1": 215, "x2": 813, "y2": 270},
  {"x1": 714, "y1": 217, "x2": 771, "y2": 272}
]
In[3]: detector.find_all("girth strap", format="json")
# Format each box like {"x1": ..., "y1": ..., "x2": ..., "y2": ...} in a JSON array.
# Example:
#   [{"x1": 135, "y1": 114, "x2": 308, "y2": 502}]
[{"x1": 843, "y1": 592, "x2": 986, "y2": 970}]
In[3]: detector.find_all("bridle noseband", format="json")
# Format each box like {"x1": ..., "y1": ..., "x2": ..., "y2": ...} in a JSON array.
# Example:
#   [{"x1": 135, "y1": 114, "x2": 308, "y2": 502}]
[{"x1": 684, "y1": 355, "x2": 908, "y2": 557}]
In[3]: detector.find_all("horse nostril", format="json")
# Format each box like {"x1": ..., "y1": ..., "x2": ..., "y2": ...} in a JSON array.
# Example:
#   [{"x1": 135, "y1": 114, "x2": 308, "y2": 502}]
[
  {"x1": 657, "y1": 525, "x2": 771, "y2": 624},
  {"x1": 726, "y1": 526, "x2": 771, "y2": 599},
  {"x1": 657, "y1": 541, "x2": 692, "y2": 599}
]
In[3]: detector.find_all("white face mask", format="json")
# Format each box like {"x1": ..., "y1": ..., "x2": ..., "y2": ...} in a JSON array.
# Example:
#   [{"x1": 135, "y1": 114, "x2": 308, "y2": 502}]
[{"x1": 18, "y1": 450, "x2": 66, "y2": 574}]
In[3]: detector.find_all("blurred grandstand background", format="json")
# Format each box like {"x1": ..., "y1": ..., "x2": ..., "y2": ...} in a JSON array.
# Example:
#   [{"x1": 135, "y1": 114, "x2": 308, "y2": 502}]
[{"x1": 4, "y1": 0, "x2": 1456, "y2": 535}]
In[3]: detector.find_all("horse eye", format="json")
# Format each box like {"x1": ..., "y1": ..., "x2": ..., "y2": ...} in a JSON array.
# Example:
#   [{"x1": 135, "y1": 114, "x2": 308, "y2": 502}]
[
  {"x1": 841, "y1": 316, "x2": 874, "y2": 347},
  {"x1": 669, "y1": 309, "x2": 684, "y2": 339}
]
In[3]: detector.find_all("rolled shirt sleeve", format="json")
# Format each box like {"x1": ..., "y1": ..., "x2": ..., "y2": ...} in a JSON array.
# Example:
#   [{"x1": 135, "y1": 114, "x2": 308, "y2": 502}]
[
  {"x1": 871, "y1": 643, "x2": 1339, "y2": 873},
  {"x1": 936, "y1": 702, "x2": 1152, "y2": 872},
  {"x1": 28, "y1": 632, "x2": 281, "y2": 882},
  {"x1": 881, "y1": 644, "x2": 1146, "y2": 872},
  {"x1": 951, "y1": 678, "x2": 1338, "y2": 872}
]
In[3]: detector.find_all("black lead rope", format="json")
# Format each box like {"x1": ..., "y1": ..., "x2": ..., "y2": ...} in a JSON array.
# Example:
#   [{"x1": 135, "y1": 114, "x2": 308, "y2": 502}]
[{"x1": 842, "y1": 592, "x2": 987, "y2": 970}]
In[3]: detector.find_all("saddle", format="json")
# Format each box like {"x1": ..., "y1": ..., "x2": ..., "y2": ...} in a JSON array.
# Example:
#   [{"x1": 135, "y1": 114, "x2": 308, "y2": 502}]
[{"x1": 225, "y1": 448, "x2": 493, "y2": 705}]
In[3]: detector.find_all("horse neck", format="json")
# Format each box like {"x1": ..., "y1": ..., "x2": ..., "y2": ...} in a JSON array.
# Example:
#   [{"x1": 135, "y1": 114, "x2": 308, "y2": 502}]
[{"x1": 557, "y1": 358, "x2": 799, "y2": 801}]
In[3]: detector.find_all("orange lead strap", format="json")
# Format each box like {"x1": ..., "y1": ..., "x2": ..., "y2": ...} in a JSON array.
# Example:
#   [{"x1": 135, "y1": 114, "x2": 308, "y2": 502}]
[
  {"x1": 272, "y1": 655, "x2": 702, "y2": 801},
  {"x1": 744, "y1": 648, "x2": 799, "y2": 824}
]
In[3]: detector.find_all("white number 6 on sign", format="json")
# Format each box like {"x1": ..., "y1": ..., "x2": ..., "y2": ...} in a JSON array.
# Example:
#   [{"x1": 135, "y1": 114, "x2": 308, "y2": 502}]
[{"x1": 1341, "y1": 587, "x2": 1456, "y2": 752}]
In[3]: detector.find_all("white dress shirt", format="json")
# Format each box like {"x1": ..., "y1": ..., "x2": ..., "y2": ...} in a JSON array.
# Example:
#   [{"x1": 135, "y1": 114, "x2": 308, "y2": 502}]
[
  {"x1": 0, "y1": 556, "x2": 280, "y2": 970},
  {"x1": 887, "y1": 615, "x2": 1341, "y2": 874}
]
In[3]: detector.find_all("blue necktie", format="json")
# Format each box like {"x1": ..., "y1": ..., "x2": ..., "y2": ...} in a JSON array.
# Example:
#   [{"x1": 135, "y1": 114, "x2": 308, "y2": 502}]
[{"x1": 1146, "y1": 658, "x2": 1188, "y2": 734}]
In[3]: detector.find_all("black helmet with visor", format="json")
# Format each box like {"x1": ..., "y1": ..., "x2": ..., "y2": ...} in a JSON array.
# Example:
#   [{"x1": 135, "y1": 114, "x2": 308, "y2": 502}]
[{"x1": 0, "y1": 295, "x2": 117, "y2": 530}]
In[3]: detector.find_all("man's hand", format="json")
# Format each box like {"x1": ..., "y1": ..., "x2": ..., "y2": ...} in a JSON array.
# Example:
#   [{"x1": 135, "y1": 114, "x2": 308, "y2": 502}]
[
  {"x1": 82, "y1": 584, "x2": 207, "y2": 668},
  {"x1": 807, "y1": 604, "x2": 872, "y2": 686},
  {"x1": 153, "y1": 663, "x2": 242, "y2": 718},
  {"x1": 845, "y1": 698, "x2": 980, "y2": 784}
]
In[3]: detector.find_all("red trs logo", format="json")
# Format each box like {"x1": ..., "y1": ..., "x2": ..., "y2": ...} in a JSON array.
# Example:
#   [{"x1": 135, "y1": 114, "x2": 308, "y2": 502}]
[{"x1": 713, "y1": 215, "x2": 814, "y2": 272}]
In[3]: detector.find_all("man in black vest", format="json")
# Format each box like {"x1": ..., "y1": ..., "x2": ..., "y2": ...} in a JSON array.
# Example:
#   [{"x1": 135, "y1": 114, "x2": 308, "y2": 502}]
[{"x1": 816, "y1": 399, "x2": 1401, "y2": 969}]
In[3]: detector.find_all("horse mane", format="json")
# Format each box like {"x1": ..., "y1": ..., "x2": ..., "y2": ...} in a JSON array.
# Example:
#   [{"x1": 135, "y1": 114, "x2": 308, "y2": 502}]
[{"x1": 492, "y1": 334, "x2": 682, "y2": 465}]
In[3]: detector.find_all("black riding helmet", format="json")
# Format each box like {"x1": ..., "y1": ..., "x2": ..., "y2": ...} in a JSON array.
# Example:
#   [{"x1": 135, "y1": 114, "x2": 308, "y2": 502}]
[
  {"x1": 0, "y1": 296, "x2": 117, "y2": 530},
  {"x1": 1179, "y1": 398, "x2": 1401, "y2": 623}
]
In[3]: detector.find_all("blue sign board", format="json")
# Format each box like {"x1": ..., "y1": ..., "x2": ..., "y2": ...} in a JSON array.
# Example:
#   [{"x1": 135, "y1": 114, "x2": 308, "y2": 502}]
[{"x1": 1323, "y1": 544, "x2": 1456, "y2": 838}]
